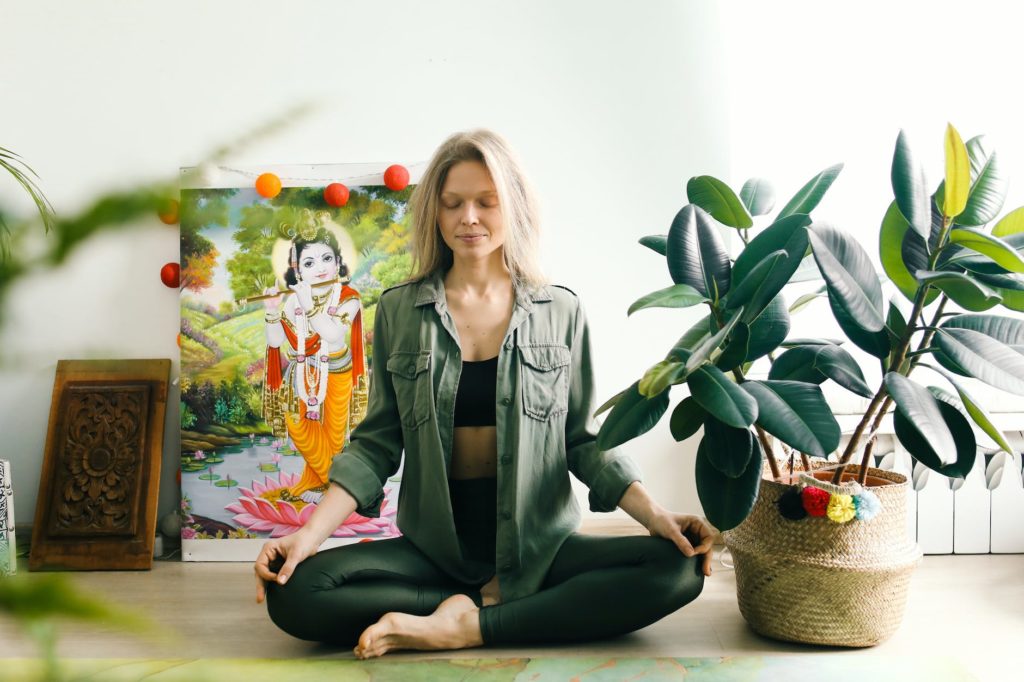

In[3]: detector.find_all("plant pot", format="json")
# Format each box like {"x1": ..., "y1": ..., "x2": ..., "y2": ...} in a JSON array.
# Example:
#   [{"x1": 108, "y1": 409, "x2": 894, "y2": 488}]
[{"x1": 723, "y1": 463, "x2": 922, "y2": 647}]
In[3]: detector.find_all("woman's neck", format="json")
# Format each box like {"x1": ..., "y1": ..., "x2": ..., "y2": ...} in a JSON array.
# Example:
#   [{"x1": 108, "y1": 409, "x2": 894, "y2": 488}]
[{"x1": 444, "y1": 254, "x2": 512, "y2": 298}]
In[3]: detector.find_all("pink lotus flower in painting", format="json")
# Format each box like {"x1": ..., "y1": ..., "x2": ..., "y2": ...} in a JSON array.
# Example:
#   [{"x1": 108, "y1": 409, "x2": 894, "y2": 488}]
[
  {"x1": 181, "y1": 527, "x2": 197, "y2": 540},
  {"x1": 225, "y1": 472, "x2": 398, "y2": 538},
  {"x1": 194, "y1": 450, "x2": 206, "y2": 461}
]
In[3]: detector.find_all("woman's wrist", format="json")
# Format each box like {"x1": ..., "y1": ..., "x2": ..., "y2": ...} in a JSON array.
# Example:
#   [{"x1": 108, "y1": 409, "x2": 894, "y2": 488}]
[{"x1": 618, "y1": 481, "x2": 665, "y2": 529}]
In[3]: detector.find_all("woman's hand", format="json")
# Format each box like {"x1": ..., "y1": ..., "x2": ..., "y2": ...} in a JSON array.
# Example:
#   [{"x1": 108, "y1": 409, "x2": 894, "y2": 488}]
[
  {"x1": 254, "y1": 529, "x2": 320, "y2": 603},
  {"x1": 262, "y1": 287, "x2": 283, "y2": 312},
  {"x1": 644, "y1": 511, "x2": 717, "y2": 577},
  {"x1": 289, "y1": 280, "x2": 315, "y2": 314}
]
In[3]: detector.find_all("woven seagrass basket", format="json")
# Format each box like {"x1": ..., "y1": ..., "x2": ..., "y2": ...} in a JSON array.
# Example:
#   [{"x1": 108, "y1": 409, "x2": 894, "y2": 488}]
[{"x1": 723, "y1": 463, "x2": 922, "y2": 647}]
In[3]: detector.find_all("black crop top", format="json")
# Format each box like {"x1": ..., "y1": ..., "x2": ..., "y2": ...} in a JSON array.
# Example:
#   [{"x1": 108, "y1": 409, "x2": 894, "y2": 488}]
[{"x1": 453, "y1": 356, "x2": 498, "y2": 427}]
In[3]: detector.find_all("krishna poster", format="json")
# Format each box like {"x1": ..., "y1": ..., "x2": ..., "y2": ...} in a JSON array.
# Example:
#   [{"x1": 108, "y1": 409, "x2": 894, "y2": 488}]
[{"x1": 179, "y1": 163, "x2": 420, "y2": 560}]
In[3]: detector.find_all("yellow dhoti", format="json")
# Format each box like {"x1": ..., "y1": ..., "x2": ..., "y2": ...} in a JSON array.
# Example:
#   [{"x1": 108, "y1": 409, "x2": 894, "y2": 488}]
[{"x1": 286, "y1": 368, "x2": 352, "y2": 496}]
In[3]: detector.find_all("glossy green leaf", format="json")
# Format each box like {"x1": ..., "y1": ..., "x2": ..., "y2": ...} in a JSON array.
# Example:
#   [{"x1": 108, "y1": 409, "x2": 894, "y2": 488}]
[
  {"x1": 594, "y1": 386, "x2": 628, "y2": 418},
  {"x1": 724, "y1": 249, "x2": 787, "y2": 312},
  {"x1": 997, "y1": 287, "x2": 1024, "y2": 312},
  {"x1": 884, "y1": 373, "x2": 958, "y2": 465},
  {"x1": 744, "y1": 293, "x2": 791, "y2": 361},
  {"x1": 777, "y1": 163, "x2": 844, "y2": 220},
  {"x1": 827, "y1": 289, "x2": 891, "y2": 358},
  {"x1": 894, "y1": 387, "x2": 976, "y2": 478},
  {"x1": 702, "y1": 417, "x2": 757, "y2": 477},
  {"x1": 789, "y1": 290, "x2": 823, "y2": 314},
  {"x1": 809, "y1": 223, "x2": 886, "y2": 331},
  {"x1": 596, "y1": 381, "x2": 671, "y2": 450},
  {"x1": 742, "y1": 380, "x2": 841, "y2": 458},
  {"x1": 687, "y1": 365, "x2": 758, "y2": 428},
  {"x1": 768, "y1": 346, "x2": 827, "y2": 384},
  {"x1": 668, "y1": 314, "x2": 715, "y2": 361},
  {"x1": 669, "y1": 396, "x2": 705, "y2": 442},
  {"x1": 891, "y1": 129, "x2": 932, "y2": 240},
  {"x1": 943, "y1": 123, "x2": 970, "y2": 219},
  {"x1": 740, "y1": 177, "x2": 776, "y2": 216},
  {"x1": 715, "y1": 322, "x2": 750, "y2": 371},
  {"x1": 684, "y1": 308, "x2": 744, "y2": 374},
  {"x1": 922, "y1": 362, "x2": 1014, "y2": 454},
  {"x1": 934, "y1": 314, "x2": 1024, "y2": 375},
  {"x1": 638, "y1": 234, "x2": 667, "y2": 256},
  {"x1": 934, "y1": 327, "x2": 1024, "y2": 395},
  {"x1": 639, "y1": 360, "x2": 686, "y2": 398},
  {"x1": 914, "y1": 271, "x2": 1002, "y2": 312},
  {"x1": 696, "y1": 433, "x2": 763, "y2": 531},
  {"x1": 666, "y1": 204, "x2": 731, "y2": 300},
  {"x1": 627, "y1": 283, "x2": 708, "y2": 316},
  {"x1": 992, "y1": 206, "x2": 1024, "y2": 237},
  {"x1": 732, "y1": 215, "x2": 811, "y2": 284},
  {"x1": 687, "y1": 176, "x2": 753, "y2": 228},
  {"x1": 879, "y1": 201, "x2": 921, "y2": 302},
  {"x1": 973, "y1": 271, "x2": 1024, "y2": 292},
  {"x1": 813, "y1": 344, "x2": 874, "y2": 397},
  {"x1": 780, "y1": 337, "x2": 843, "y2": 348},
  {"x1": 949, "y1": 229, "x2": 1024, "y2": 273},
  {"x1": 887, "y1": 298, "x2": 908, "y2": 344},
  {"x1": 958, "y1": 149, "x2": 1006, "y2": 227}
]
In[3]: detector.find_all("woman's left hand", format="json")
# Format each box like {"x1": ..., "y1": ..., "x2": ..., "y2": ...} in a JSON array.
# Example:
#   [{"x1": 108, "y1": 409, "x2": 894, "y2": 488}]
[{"x1": 644, "y1": 511, "x2": 717, "y2": 576}]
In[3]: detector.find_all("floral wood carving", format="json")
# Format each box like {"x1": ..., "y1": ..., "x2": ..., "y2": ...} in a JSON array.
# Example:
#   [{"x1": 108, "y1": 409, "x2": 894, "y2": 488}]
[
  {"x1": 48, "y1": 385, "x2": 150, "y2": 538},
  {"x1": 30, "y1": 360, "x2": 169, "y2": 571}
]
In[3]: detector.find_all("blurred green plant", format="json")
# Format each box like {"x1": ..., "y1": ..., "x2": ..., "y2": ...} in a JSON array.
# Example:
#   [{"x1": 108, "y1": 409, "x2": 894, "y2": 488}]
[
  {"x1": 0, "y1": 573, "x2": 164, "y2": 682},
  {"x1": 0, "y1": 103, "x2": 315, "y2": 328}
]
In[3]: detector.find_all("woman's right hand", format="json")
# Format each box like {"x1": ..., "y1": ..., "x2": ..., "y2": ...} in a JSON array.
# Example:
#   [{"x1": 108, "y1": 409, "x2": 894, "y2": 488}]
[
  {"x1": 254, "y1": 529, "x2": 320, "y2": 603},
  {"x1": 262, "y1": 287, "x2": 283, "y2": 312}
]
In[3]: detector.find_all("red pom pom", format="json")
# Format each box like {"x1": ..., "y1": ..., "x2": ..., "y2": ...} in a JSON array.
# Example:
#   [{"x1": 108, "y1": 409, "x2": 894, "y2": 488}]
[
  {"x1": 383, "y1": 164, "x2": 409, "y2": 191},
  {"x1": 161, "y1": 262, "x2": 180, "y2": 288},
  {"x1": 323, "y1": 182, "x2": 349, "y2": 207},
  {"x1": 255, "y1": 172, "x2": 282, "y2": 198},
  {"x1": 801, "y1": 486, "x2": 830, "y2": 517},
  {"x1": 158, "y1": 198, "x2": 179, "y2": 224}
]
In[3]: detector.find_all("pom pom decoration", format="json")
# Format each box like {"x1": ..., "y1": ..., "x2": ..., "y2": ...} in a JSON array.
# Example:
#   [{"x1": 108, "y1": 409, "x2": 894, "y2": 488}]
[
  {"x1": 855, "y1": 489, "x2": 882, "y2": 521},
  {"x1": 160, "y1": 262, "x2": 180, "y2": 288},
  {"x1": 801, "y1": 486, "x2": 830, "y2": 517},
  {"x1": 323, "y1": 182, "x2": 349, "y2": 207},
  {"x1": 255, "y1": 172, "x2": 282, "y2": 198},
  {"x1": 158, "y1": 198, "x2": 179, "y2": 224},
  {"x1": 778, "y1": 486, "x2": 808, "y2": 520},
  {"x1": 383, "y1": 164, "x2": 409, "y2": 191},
  {"x1": 826, "y1": 493, "x2": 857, "y2": 524}
]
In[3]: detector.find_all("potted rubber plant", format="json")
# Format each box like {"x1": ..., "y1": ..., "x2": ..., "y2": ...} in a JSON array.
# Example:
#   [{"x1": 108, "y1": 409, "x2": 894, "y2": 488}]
[{"x1": 597, "y1": 123, "x2": 1024, "y2": 646}]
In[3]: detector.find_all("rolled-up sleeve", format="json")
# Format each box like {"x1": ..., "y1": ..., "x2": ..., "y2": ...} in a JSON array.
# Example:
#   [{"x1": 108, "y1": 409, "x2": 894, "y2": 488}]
[
  {"x1": 328, "y1": 296, "x2": 404, "y2": 518},
  {"x1": 564, "y1": 298, "x2": 643, "y2": 512}
]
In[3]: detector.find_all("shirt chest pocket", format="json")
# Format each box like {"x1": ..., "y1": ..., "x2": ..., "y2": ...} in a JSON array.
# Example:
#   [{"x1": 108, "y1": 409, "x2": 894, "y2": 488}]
[
  {"x1": 387, "y1": 350, "x2": 432, "y2": 429},
  {"x1": 518, "y1": 344, "x2": 571, "y2": 420}
]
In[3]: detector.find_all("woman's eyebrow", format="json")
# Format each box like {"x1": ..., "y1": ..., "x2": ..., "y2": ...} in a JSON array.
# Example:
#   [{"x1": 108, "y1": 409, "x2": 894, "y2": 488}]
[{"x1": 440, "y1": 190, "x2": 498, "y2": 198}]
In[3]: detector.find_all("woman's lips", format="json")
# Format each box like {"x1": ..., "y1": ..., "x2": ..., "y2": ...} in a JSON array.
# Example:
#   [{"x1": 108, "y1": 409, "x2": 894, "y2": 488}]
[{"x1": 458, "y1": 234, "x2": 485, "y2": 242}]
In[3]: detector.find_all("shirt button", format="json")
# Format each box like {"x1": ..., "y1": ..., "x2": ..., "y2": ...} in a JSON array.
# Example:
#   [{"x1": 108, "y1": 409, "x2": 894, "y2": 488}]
[
  {"x1": 501, "y1": 510, "x2": 511, "y2": 520},
  {"x1": 502, "y1": 396, "x2": 512, "y2": 405},
  {"x1": 504, "y1": 340, "x2": 513, "y2": 350},
  {"x1": 501, "y1": 455, "x2": 511, "y2": 465},
  {"x1": 408, "y1": 363, "x2": 415, "y2": 373}
]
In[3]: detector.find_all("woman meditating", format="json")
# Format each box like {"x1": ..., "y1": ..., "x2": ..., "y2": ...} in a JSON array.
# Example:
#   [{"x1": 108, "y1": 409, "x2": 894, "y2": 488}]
[{"x1": 254, "y1": 129, "x2": 714, "y2": 658}]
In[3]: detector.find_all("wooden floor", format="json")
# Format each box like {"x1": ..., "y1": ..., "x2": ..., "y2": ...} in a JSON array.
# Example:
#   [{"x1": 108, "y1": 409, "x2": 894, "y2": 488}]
[{"x1": 2, "y1": 522, "x2": 1021, "y2": 682}]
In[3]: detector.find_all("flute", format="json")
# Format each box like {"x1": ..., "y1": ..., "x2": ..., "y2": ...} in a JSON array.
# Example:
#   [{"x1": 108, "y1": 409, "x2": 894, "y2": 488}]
[{"x1": 236, "y1": 277, "x2": 346, "y2": 306}]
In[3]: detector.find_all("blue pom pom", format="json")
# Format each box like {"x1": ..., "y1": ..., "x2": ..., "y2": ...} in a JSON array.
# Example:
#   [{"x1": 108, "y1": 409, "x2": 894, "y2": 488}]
[{"x1": 855, "y1": 489, "x2": 881, "y2": 521}]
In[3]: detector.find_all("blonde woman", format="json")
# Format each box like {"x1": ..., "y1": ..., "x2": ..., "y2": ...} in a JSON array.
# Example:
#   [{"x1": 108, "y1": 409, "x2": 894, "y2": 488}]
[{"x1": 255, "y1": 129, "x2": 714, "y2": 657}]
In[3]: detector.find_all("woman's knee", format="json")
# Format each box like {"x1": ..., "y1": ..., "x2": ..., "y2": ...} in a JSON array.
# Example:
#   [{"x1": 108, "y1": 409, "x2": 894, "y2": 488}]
[{"x1": 645, "y1": 538, "x2": 706, "y2": 610}]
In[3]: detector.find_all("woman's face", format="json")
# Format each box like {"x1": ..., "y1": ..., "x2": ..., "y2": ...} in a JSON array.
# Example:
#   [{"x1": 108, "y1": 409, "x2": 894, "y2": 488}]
[
  {"x1": 437, "y1": 160, "x2": 505, "y2": 264},
  {"x1": 297, "y1": 242, "x2": 340, "y2": 282}
]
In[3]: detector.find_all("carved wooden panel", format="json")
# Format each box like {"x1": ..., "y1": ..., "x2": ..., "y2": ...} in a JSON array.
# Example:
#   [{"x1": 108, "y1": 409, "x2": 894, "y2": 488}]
[{"x1": 30, "y1": 360, "x2": 170, "y2": 570}]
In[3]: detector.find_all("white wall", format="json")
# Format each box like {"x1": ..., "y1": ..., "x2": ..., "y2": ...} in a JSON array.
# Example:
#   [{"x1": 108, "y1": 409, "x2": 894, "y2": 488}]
[{"x1": 0, "y1": 0, "x2": 729, "y2": 529}]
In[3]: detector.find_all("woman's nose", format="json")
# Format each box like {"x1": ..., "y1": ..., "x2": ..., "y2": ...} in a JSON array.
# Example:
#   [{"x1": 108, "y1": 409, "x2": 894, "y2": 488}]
[{"x1": 461, "y1": 204, "x2": 479, "y2": 225}]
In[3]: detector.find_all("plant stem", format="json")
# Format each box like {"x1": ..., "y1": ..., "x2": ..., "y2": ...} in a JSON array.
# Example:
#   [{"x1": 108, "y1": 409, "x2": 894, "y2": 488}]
[
  {"x1": 731, "y1": 365, "x2": 781, "y2": 480},
  {"x1": 832, "y1": 216, "x2": 953, "y2": 484}
]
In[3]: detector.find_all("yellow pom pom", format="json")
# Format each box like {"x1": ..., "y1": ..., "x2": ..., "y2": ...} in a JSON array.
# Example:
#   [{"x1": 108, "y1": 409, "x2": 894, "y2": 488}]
[{"x1": 827, "y1": 493, "x2": 856, "y2": 524}]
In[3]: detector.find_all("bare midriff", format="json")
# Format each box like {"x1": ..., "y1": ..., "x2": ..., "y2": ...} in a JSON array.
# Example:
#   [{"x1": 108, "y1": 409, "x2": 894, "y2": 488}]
[{"x1": 450, "y1": 426, "x2": 499, "y2": 479}]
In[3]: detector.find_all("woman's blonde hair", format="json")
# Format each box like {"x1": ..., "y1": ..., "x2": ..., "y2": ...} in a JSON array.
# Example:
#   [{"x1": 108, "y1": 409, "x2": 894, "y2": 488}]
[{"x1": 408, "y1": 129, "x2": 547, "y2": 289}]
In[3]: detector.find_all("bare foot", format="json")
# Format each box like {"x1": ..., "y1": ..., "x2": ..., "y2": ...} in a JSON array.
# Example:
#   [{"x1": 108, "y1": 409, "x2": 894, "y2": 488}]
[{"x1": 353, "y1": 594, "x2": 482, "y2": 659}]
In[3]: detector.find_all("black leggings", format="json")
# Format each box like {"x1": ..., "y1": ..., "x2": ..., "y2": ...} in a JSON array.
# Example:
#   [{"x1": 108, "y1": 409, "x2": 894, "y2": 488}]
[{"x1": 265, "y1": 480, "x2": 704, "y2": 646}]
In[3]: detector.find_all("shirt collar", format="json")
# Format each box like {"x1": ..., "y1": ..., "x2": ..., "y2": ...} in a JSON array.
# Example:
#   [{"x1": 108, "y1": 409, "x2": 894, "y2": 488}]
[{"x1": 413, "y1": 270, "x2": 552, "y2": 310}]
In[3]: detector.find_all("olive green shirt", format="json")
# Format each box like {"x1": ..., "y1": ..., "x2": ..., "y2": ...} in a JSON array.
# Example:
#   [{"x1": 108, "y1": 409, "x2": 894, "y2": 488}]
[{"x1": 327, "y1": 270, "x2": 643, "y2": 601}]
